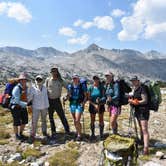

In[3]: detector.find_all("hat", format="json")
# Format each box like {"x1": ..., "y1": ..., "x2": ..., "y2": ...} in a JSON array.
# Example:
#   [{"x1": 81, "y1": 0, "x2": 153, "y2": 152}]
[
  {"x1": 35, "y1": 75, "x2": 43, "y2": 80},
  {"x1": 50, "y1": 66, "x2": 58, "y2": 72},
  {"x1": 93, "y1": 75, "x2": 100, "y2": 80},
  {"x1": 105, "y1": 71, "x2": 114, "y2": 77},
  {"x1": 130, "y1": 76, "x2": 139, "y2": 81},
  {"x1": 18, "y1": 73, "x2": 27, "y2": 80},
  {"x1": 72, "y1": 74, "x2": 79, "y2": 79}
]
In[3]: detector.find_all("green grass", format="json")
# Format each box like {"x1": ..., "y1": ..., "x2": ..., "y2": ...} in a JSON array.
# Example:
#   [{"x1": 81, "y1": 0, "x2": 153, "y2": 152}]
[
  {"x1": 22, "y1": 148, "x2": 42, "y2": 159},
  {"x1": 0, "y1": 127, "x2": 10, "y2": 139},
  {"x1": 48, "y1": 149, "x2": 79, "y2": 166},
  {"x1": 0, "y1": 139, "x2": 9, "y2": 145},
  {"x1": 0, "y1": 161, "x2": 23, "y2": 166},
  {"x1": 67, "y1": 141, "x2": 80, "y2": 149}
]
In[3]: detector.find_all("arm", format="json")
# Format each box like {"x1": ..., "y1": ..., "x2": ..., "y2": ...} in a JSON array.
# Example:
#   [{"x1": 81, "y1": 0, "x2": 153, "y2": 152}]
[
  {"x1": 12, "y1": 86, "x2": 27, "y2": 108},
  {"x1": 112, "y1": 82, "x2": 119, "y2": 101}
]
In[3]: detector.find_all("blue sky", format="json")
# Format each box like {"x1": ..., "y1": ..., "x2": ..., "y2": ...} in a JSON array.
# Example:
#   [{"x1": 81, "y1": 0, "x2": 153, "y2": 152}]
[{"x1": 0, "y1": 0, "x2": 166, "y2": 53}]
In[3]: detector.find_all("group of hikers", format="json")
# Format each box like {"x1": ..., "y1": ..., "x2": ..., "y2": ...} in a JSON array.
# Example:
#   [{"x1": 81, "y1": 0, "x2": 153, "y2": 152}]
[{"x1": 1, "y1": 66, "x2": 152, "y2": 155}]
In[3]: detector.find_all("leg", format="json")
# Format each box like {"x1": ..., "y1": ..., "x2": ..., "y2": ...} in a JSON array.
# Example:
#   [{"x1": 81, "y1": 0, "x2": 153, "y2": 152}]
[
  {"x1": 90, "y1": 113, "x2": 96, "y2": 138},
  {"x1": 99, "y1": 111, "x2": 104, "y2": 139},
  {"x1": 31, "y1": 109, "x2": 40, "y2": 137},
  {"x1": 40, "y1": 109, "x2": 48, "y2": 135},
  {"x1": 55, "y1": 99, "x2": 70, "y2": 132},
  {"x1": 11, "y1": 107, "x2": 21, "y2": 139},
  {"x1": 75, "y1": 112, "x2": 82, "y2": 138},
  {"x1": 140, "y1": 120, "x2": 149, "y2": 155},
  {"x1": 20, "y1": 108, "x2": 28, "y2": 136},
  {"x1": 48, "y1": 100, "x2": 56, "y2": 135},
  {"x1": 110, "y1": 106, "x2": 119, "y2": 134}
]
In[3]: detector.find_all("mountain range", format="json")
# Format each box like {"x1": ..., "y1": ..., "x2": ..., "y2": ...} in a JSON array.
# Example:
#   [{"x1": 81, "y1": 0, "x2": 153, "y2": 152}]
[{"x1": 0, "y1": 44, "x2": 166, "y2": 82}]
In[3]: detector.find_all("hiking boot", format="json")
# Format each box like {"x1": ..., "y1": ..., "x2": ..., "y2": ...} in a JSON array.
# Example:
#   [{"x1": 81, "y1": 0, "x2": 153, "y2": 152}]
[
  {"x1": 76, "y1": 135, "x2": 81, "y2": 141},
  {"x1": 28, "y1": 136, "x2": 35, "y2": 144},
  {"x1": 20, "y1": 133, "x2": 27, "y2": 140},
  {"x1": 143, "y1": 147, "x2": 149, "y2": 155},
  {"x1": 90, "y1": 134, "x2": 96, "y2": 141},
  {"x1": 51, "y1": 133, "x2": 56, "y2": 140},
  {"x1": 99, "y1": 124, "x2": 104, "y2": 139},
  {"x1": 15, "y1": 134, "x2": 21, "y2": 141}
]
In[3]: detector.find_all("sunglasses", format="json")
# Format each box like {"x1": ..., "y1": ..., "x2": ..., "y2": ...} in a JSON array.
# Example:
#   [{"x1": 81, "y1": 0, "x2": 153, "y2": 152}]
[{"x1": 36, "y1": 78, "x2": 43, "y2": 82}]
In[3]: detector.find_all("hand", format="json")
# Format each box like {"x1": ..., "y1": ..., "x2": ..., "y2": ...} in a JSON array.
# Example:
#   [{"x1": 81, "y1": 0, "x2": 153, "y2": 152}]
[
  {"x1": 128, "y1": 99, "x2": 139, "y2": 105},
  {"x1": 108, "y1": 96, "x2": 112, "y2": 102},
  {"x1": 96, "y1": 97, "x2": 100, "y2": 104}
]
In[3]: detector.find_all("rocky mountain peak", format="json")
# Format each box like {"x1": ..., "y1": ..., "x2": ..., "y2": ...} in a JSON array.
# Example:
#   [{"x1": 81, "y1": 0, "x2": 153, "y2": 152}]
[{"x1": 85, "y1": 43, "x2": 101, "y2": 52}]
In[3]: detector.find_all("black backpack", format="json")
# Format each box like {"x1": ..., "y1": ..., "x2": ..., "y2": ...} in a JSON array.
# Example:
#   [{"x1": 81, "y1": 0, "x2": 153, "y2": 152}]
[{"x1": 116, "y1": 79, "x2": 132, "y2": 106}]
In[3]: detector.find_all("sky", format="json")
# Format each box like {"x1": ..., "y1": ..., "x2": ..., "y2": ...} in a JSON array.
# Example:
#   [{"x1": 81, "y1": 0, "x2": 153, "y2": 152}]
[{"x1": 0, "y1": 0, "x2": 166, "y2": 53}]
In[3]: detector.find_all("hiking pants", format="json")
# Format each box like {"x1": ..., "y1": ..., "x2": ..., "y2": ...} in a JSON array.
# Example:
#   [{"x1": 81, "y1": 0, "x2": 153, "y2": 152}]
[
  {"x1": 48, "y1": 98, "x2": 69, "y2": 134},
  {"x1": 31, "y1": 108, "x2": 48, "y2": 137}
]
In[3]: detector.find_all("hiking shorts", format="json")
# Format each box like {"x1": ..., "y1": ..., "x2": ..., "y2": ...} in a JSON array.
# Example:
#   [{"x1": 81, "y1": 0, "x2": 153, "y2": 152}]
[
  {"x1": 11, "y1": 106, "x2": 28, "y2": 126},
  {"x1": 70, "y1": 104, "x2": 83, "y2": 114},
  {"x1": 89, "y1": 104, "x2": 105, "y2": 114},
  {"x1": 134, "y1": 109, "x2": 150, "y2": 121},
  {"x1": 108, "y1": 106, "x2": 121, "y2": 115}
]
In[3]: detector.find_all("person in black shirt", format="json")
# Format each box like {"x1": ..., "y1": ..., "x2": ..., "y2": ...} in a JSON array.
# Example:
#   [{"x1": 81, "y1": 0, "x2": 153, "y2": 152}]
[{"x1": 128, "y1": 76, "x2": 149, "y2": 155}]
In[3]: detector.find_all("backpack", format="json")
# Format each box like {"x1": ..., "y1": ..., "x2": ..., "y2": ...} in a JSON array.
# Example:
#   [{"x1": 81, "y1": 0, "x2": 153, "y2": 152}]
[
  {"x1": 142, "y1": 81, "x2": 162, "y2": 112},
  {"x1": 116, "y1": 79, "x2": 132, "y2": 106},
  {"x1": 2, "y1": 82, "x2": 20, "y2": 108},
  {"x1": 68, "y1": 79, "x2": 87, "y2": 103},
  {"x1": 99, "y1": 135, "x2": 138, "y2": 165}
]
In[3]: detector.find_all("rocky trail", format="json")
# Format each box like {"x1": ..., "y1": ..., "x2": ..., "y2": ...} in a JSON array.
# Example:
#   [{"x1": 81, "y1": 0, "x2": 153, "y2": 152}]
[{"x1": 0, "y1": 89, "x2": 166, "y2": 166}]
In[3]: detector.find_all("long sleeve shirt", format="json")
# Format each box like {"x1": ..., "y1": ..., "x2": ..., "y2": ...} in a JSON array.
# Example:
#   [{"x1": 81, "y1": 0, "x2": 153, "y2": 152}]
[
  {"x1": 10, "y1": 83, "x2": 27, "y2": 108},
  {"x1": 28, "y1": 84, "x2": 49, "y2": 110}
]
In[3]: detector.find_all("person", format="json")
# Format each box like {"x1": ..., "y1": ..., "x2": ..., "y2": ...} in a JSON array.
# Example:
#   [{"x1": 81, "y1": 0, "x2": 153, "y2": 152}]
[
  {"x1": 87, "y1": 75, "x2": 105, "y2": 140},
  {"x1": 28, "y1": 75, "x2": 49, "y2": 142},
  {"x1": 128, "y1": 76, "x2": 150, "y2": 155},
  {"x1": 105, "y1": 71, "x2": 120, "y2": 134},
  {"x1": 45, "y1": 67, "x2": 70, "y2": 139},
  {"x1": 65, "y1": 74, "x2": 87, "y2": 141},
  {"x1": 10, "y1": 73, "x2": 28, "y2": 140}
]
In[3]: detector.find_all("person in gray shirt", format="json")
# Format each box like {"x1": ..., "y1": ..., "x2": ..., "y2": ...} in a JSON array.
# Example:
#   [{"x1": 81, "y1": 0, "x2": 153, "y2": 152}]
[{"x1": 45, "y1": 67, "x2": 70, "y2": 138}]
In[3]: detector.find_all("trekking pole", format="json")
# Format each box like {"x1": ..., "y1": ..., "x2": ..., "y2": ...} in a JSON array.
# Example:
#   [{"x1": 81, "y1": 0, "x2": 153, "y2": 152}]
[
  {"x1": 82, "y1": 106, "x2": 85, "y2": 136},
  {"x1": 130, "y1": 105, "x2": 138, "y2": 140}
]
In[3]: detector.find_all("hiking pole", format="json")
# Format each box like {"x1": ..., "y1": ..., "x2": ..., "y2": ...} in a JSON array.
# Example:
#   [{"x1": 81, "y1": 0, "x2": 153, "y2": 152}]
[
  {"x1": 82, "y1": 105, "x2": 85, "y2": 136},
  {"x1": 130, "y1": 105, "x2": 138, "y2": 140}
]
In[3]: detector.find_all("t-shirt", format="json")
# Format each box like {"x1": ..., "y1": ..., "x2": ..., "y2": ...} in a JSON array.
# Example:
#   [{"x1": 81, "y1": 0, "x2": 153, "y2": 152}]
[{"x1": 88, "y1": 85, "x2": 102, "y2": 103}]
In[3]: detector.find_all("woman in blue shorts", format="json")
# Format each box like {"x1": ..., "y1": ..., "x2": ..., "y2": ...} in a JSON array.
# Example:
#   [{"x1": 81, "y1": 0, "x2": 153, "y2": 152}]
[{"x1": 66, "y1": 74, "x2": 87, "y2": 141}]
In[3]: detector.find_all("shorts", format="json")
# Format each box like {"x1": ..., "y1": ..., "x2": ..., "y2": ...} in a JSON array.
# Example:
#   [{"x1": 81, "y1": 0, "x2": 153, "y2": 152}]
[
  {"x1": 70, "y1": 104, "x2": 83, "y2": 114},
  {"x1": 134, "y1": 108, "x2": 150, "y2": 121},
  {"x1": 11, "y1": 106, "x2": 28, "y2": 126},
  {"x1": 89, "y1": 104, "x2": 105, "y2": 114},
  {"x1": 108, "y1": 106, "x2": 121, "y2": 115}
]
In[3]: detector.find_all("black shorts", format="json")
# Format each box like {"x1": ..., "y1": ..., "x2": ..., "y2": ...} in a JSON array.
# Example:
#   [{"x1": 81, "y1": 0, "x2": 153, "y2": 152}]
[
  {"x1": 89, "y1": 104, "x2": 105, "y2": 114},
  {"x1": 11, "y1": 107, "x2": 28, "y2": 126},
  {"x1": 134, "y1": 108, "x2": 150, "y2": 121}
]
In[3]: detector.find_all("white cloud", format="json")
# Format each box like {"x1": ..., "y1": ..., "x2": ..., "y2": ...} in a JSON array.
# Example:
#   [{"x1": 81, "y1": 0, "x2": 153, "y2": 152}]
[
  {"x1": 0, "y1": 2, "x2": 32, "y2": 23},
  {"x1": 118, "y1": 0, "x2": 166, "y2": 41},
  {"x1": 111, "y1": 9, "x2": 125, "y2": 17},
  {"x1": 74, "y1": 16, "x2": 114, "y2": 31},
  {"x1": 82, "y1": 21, "x2": 93, "y2": 29},
  {"x1": 68, "y1": 34, "x2": 89, "y2": 45},
  {"x1": 73, "y1": 19, "x2": 84, "y2": 27},
  {"x1": 0, "y1": 2, "x2": 8, "y2": 14},
  {"x1": 144, "y1": 22, "x2": 166, "y2": 39},
  {"x1": 58, "y1": 27, "x2": 76, "y2": 37},
  {"x1": 94, "y1": 16, "x2": 114, "y2": 31}
]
